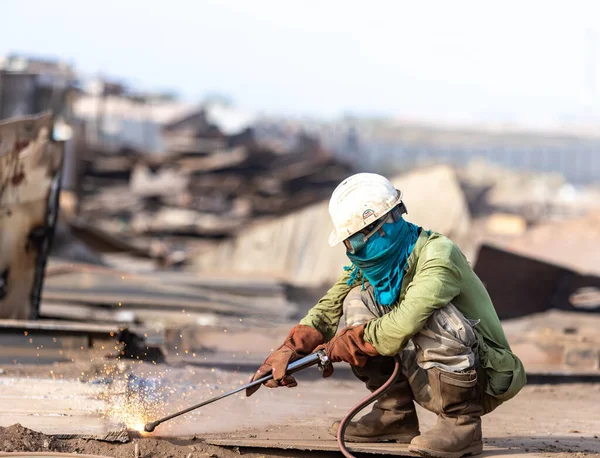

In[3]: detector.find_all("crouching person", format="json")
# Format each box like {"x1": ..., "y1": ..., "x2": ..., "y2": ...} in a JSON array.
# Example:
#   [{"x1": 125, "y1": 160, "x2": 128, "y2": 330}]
[{"x1": 247, "y1": 173, "x2": 526, "y2": 458}]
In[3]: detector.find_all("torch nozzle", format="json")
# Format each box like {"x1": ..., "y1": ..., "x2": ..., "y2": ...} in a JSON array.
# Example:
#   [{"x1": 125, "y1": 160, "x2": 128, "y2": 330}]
[{"x1": 144, "y1": 421, "x2": 158, "y2": 433}]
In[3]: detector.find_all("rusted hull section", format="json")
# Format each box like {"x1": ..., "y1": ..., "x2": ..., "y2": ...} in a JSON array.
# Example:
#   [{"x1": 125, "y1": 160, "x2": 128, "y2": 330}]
[{"x1": 0, "y1": 113, "x2": 64, "y2": 319}]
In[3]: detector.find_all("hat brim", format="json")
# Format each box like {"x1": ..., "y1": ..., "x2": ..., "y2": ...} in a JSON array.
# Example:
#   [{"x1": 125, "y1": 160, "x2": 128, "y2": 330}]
[{"x1": 328, "y1": 193, "x2": 404, "y2": 248}]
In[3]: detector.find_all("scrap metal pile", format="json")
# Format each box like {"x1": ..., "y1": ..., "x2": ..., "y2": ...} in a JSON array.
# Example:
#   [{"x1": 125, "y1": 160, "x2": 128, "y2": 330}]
[
  {"x1": 27, "y1": 110, "x2": 355, "y2": 356},
  {"x1": 75, "y1": 110, "x2": 354, "y2": 251}
]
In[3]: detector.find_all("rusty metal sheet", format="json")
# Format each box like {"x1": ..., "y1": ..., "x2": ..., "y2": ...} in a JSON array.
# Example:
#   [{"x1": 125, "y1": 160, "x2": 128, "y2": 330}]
[
  {"x1": 474, "y1": 244, "x2": 600, "y2": 320},
  {"x1": 0, "y1": 113, "x2": 64, "y2": 319}
]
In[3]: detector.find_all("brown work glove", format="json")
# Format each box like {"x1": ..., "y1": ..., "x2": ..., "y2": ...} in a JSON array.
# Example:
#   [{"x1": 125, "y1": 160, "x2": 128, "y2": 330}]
[
  {"x1": 315, "y1": 324, "x2": 380, "y2": 378},
  {"x1": 246, "y1": 324, "x2": 324, "y2": 397}
]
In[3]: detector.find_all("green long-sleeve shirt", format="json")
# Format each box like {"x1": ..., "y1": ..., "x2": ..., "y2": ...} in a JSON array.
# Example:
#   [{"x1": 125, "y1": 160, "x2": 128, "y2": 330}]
[{"x1": 300, "y1": 229, "x2": 526, "y2": 406}]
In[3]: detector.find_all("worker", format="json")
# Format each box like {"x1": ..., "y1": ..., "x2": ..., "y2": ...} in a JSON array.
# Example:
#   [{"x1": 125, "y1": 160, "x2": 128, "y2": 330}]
[{"x1": 246, "y1": 173, "x2": 526, "y2": 458}]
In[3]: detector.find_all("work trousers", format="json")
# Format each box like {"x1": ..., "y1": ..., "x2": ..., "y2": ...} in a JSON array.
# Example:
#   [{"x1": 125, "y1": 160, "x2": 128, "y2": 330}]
[{"x1": 342, "y1": 283, "x2": 490, "y2": 415}]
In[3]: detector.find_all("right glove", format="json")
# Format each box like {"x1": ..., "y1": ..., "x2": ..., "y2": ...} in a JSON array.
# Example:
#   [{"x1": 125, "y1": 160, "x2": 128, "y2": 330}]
[{"x1": 245, "y1": 324, "x2": 324, "y2": 397}]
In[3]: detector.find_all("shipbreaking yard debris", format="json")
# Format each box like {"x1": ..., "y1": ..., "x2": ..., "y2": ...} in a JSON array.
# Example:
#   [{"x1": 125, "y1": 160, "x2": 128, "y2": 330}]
[
  {"x1": 456, "y1": 159, "x2": 591, "y2": 223},
  {"x1": 40, "y1": 262, "x2": 295, "y2": 321},
  {"x1": 27, "y1": 259, "x2": 297, "y2": 366},
  {"x1": 0, "y1": 316, "x2": 165, "y2": 366},
  {"x1": 501, "y1": 309, "x2": 600, "y2": 379},
  {"x1": 65, "y1": 110, "x2": 355, "y2": 270}
]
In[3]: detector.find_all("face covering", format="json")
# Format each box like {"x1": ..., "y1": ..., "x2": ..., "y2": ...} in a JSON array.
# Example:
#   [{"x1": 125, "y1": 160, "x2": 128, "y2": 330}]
[{"x1": 345, "y1": 217, "x2": 420, "y2": 306}]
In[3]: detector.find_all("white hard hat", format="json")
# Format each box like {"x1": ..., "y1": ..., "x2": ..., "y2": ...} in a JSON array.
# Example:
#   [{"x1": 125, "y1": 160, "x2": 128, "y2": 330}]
[{"x1": 328, "y1": 173, "x2": 403, "y2": 247}]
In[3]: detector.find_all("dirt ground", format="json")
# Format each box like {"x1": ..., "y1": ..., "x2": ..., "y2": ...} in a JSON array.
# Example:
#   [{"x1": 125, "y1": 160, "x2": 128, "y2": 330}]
[
  {"x1": 0, "y1": 357, "x2": 599, "y2": 458},
  {"x1": 0, "y1": 423, "x2": 294, "y2": 458}
]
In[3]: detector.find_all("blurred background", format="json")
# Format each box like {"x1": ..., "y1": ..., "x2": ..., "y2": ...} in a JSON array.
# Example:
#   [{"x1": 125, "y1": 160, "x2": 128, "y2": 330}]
[{"x1": 0, "y1": 1, "x2": 599, "y2": 454}]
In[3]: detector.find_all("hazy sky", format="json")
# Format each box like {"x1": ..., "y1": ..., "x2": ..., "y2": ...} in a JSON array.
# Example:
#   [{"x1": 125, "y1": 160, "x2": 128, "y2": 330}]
[{"x1": 2, "y1": 0, "x2": 600, "y2": 124}]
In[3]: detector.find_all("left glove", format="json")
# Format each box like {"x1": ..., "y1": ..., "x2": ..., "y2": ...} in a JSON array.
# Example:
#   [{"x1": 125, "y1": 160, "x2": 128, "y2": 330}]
[
  {"x1": 246, "y1": 324, "x2": 324, "y2": 397},
  {"x1": 315, "y1": 323, "x2": 380, "y2": 377}
]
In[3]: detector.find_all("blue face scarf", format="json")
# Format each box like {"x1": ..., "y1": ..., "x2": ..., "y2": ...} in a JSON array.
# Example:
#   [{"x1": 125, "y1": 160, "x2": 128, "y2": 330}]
[{"x1": 345, "y1": 217, "x2": 420, "y2": 306}]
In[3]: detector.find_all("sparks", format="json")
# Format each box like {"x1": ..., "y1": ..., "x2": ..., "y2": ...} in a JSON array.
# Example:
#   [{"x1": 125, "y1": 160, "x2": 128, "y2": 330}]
[{"x1": 100, "y1": 371, "x2": 166, "y2": 433}]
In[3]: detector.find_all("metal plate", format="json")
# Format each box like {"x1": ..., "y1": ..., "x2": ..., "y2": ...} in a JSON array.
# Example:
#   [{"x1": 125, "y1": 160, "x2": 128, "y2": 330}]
[
  {"x1": 0, "y1": 114, "x2": 64, "y2": 319},
  {"x1": 205, "y1": 437, "x2": 415, "y2": 456},
  {"x1": 474, "y1": 244, "x2": 600, "y2": 320}
]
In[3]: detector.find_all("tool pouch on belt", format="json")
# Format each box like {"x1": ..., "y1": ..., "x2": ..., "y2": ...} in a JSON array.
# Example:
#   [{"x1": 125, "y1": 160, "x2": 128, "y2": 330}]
[{"x1": 246, "y1": 325, "x2": 324, "y2": 396}]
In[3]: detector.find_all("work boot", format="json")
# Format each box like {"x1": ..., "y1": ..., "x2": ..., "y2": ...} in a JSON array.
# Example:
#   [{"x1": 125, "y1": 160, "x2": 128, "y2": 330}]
[
  {"x1": 330, "y1": 356, "x2": 420, "y2": 443},
  {"x1": 408, "y1": 367, "x2": 484, "y2": 458}
]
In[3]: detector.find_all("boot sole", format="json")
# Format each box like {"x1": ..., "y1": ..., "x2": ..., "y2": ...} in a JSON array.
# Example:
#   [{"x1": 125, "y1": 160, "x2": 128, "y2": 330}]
[
  {"x1": 408, "y1": 440, "x2": 483, "y2": 458},
  {"x1": 341, "y1": 433, "x2": 419, "y2": 443},
  {"x1": 329, "y1": 426, "x2": 418, "y2": 443}
]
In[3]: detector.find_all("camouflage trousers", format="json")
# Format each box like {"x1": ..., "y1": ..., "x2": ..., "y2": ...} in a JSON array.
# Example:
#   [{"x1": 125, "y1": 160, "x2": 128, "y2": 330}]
[{"x1": 342, "y1": 283, "x2": 484, "y2": 414}]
